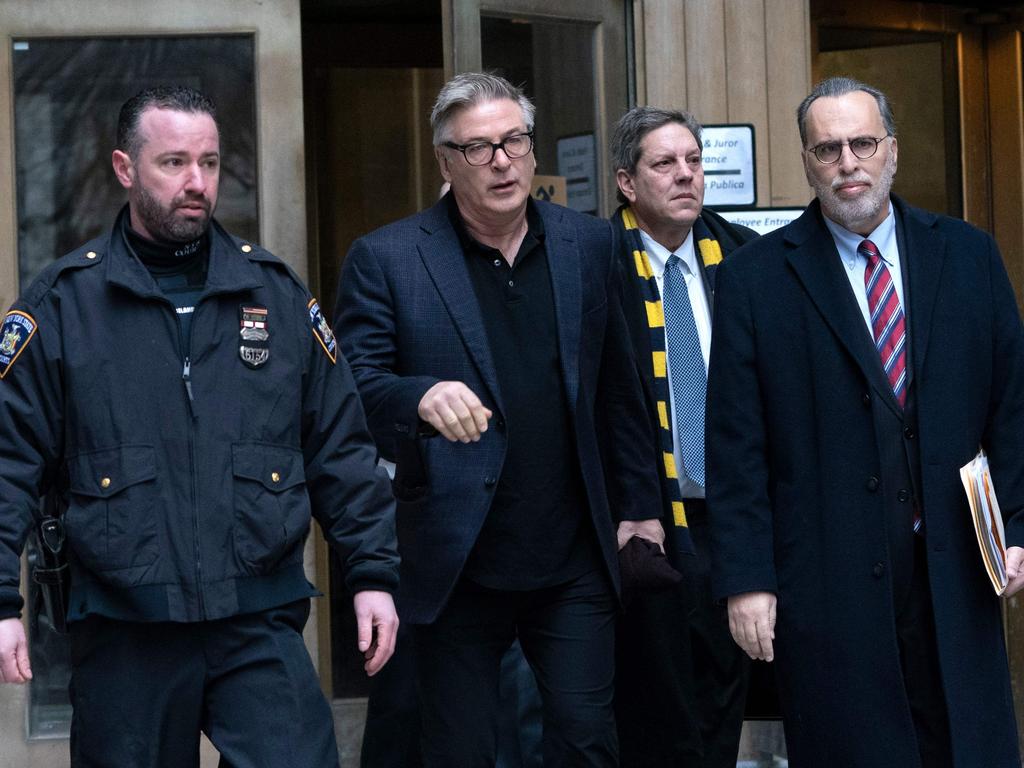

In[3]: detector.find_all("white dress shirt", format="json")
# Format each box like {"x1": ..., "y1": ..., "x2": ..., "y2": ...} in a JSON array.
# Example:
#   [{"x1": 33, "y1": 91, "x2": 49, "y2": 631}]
[{"x1": 822, "y1": 202, "x2": 906, "y2": 335}]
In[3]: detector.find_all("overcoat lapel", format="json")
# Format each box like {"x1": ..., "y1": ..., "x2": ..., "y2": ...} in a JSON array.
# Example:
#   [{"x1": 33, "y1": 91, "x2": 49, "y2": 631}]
[
  {"x1": 617, "y1": 244, "x2": 657, "y2": 400},
  {"x1": 541, "y1": 205, "x2": 582, "y2": 411},
  {"x1": 416, "y1": 201, "x2": 504, "y2": 412},
  {"x1": 785, "y1": 203, "x2": 903, "y2": 416},
  {"x1": 897, "y1": 200, "x2": 946, "y2": 385}
]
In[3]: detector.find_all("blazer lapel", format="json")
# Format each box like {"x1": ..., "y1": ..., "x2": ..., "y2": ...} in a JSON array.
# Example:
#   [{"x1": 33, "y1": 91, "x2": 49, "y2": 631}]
[
  {"x1": 541, "y1": 203, "x2": 582, "y2": 410},
  {"x1": 416, "y1": 201, "x2": 504, "y2": 410},
  {"x1": 896, "y1": 198, "x2": 946, "y2": 386},
  {"x1": 785, "y1": 204, "x2": 903, "y2": 415}
]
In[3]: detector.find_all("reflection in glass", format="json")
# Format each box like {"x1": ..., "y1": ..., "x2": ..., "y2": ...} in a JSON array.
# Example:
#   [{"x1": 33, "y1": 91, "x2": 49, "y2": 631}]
[
  {"x1": 11, "y1": 35, "x2": 257, "y2": 738},
  {"x1": 13, "y1": 36, "x2": 258, "y2": 291},
  {"x1": 481, "y1": 16, "x2": 599, "y2": 213}
]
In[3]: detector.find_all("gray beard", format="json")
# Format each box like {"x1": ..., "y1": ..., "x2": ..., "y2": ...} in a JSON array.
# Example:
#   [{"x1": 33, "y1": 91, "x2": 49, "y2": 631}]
[{"x1": 816, "y1": 150, "x2": 896, "y2": 233}]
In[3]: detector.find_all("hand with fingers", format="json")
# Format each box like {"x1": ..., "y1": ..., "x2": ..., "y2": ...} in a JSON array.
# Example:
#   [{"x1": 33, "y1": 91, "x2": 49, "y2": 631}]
[
  {"x1": 0, "y1": 617, "x2": 31, "y2": 684},
  {"x1": 616, "y1": 518, "x2": 666, "y2": 552},
  {"x1": 353, "y1": 590, "x2": 399, "y2": 677},
  {"x1": 727, "y1": 590, "x2": 777, "y2": 662},
  {"x1": 418, "y1": 381, "x2": 492, "y2": 443},
  {"x1": 1005, "y1": 546, "x2": 1024, "y2": 597}
]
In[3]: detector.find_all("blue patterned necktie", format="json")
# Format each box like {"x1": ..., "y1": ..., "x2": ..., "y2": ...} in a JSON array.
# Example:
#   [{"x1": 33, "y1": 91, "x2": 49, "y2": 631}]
[{"x1": 663, "y1": 254, "x2": 706, "y2": 487}]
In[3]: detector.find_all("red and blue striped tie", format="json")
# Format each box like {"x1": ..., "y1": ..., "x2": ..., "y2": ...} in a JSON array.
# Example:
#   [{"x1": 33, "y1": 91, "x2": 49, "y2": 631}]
[
  {"x1": 861, "y1": 239, "x2": 907, "y2": 408},
  {"x1": 861, "y1": 239, "x2": 921, "y2": 533}
]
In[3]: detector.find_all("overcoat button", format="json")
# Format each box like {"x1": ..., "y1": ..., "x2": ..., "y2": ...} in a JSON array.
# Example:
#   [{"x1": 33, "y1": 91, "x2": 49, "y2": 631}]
[
  {"x1": 862, "y1": 393, "x2": 871, "y2": 406},
  {"x1": 903, "y1": 426, "x2": 915, "y2": 439},
  {"x1": 866, "y1": 476, "x2": 879, "y2": 492},
  {"x1": 484, "y1": 476, "x2": 497, "y2": 487},
  {"x1": 897, "y1": 489, "x2": 910, "y2": 502},
  {"x1": 873, "y1": 562, "x2": 885, "y2": 578}
]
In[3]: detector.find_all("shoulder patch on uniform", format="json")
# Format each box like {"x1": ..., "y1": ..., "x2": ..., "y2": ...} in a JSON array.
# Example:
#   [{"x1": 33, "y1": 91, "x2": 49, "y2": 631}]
[
  {"x1": 0, "y1": 310, "x2": 37, "y2": 379},
  {"x1": 307, "y1": 298, "x2": 337, "y2": 364}
]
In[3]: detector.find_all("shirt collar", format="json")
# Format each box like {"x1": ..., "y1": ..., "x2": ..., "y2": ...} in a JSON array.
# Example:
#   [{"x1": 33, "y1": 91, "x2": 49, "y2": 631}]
[
  {"x1": 823, "y1": 201, "x2": 897, "y2": 269},
  {"x1": 638, "y1": 227, "x2": 697, "y2": 278},
  {"x1": 446, "y1": 191, "x2": 545, "y2": 256}
]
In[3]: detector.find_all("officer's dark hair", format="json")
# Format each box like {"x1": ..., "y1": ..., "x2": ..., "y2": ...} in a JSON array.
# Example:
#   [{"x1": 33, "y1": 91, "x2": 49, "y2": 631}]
[
  {"x1": 117, "y1": 85, "x2": 219, "y2": 159},
  {"x1": 796, "y1": 76, "x2": 897, "y2": 148},
  {"x1": 611, "y1": 106, "x2": 703, "y2": 205}
]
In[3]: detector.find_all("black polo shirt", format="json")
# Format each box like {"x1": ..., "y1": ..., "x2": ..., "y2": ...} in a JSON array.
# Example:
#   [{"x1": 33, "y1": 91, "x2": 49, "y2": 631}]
[{"x1": 447, "y1": 193, "x2": 597, "y2": 590}]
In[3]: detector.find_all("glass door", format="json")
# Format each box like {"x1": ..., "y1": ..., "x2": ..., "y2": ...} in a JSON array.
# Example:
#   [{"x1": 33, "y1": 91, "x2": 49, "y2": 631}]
[{"x1": 446, "y1": 0, "x2": 629, "y2": 216}]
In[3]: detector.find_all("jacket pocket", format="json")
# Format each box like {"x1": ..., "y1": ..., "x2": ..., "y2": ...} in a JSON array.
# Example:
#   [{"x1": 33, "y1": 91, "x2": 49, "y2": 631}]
[
  {"x1": 66, "y1": 444, "x2": 158, "y2": 572},
  {"x1": 231, "y1": 442, "x2": 311, "y2": 572}
]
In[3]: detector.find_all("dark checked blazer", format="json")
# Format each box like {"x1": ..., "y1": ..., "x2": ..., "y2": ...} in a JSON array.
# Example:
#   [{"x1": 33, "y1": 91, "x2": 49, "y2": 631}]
[{"x1": 334, "y1": 196, "x2": 662, "y2": 624}]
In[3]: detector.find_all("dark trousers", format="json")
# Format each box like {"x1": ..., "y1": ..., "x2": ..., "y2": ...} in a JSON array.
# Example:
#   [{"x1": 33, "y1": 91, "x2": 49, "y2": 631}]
[
  {"x1": 416, "y1": 568, "x2": 618, "y2": 768},
  {"x1": 897, "y1": 536, "x2": 954, "y2": 768},
  {"x1": 360, "y1": 625, "x2": 542, "y2": 768},
  {"x1": 615, "y1": 502, "x2": 750, "y2": 768},
  {"x1": 68, "y1": 600, "x2": 338, "y2": 768}
]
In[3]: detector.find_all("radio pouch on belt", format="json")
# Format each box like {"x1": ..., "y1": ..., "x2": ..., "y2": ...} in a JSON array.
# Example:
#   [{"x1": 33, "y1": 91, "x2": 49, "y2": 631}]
[{"x1": 32, "y1": 494, "x2": 69, "y2": 635}]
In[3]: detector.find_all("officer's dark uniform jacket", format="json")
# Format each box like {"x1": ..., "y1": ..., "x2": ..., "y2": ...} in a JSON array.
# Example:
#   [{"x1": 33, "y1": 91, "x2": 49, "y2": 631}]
[{"x1": 0, "y1": 209, "x2": 399, "y2": 624}]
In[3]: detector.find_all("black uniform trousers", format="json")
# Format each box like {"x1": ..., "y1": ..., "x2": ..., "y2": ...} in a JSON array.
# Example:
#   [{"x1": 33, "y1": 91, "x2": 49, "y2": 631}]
[
  {"x1": 415, "y1": 567, "x2": 618, "y2": 768},
  {"x1": 68, "y1": 599, "x2": 338, "y2": 768},
  {"x1": 615, "y1": 500, "x2": 751, "y2": 768}
]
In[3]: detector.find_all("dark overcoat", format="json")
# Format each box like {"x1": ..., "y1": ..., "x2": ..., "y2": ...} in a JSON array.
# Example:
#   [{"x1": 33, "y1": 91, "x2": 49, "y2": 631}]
[
  {"x1": 707, "y1": 196, "x2": 1023, "y2": 767},
  {"x1": 334, "y1": 197, "x2": 661, "y2": 625}
]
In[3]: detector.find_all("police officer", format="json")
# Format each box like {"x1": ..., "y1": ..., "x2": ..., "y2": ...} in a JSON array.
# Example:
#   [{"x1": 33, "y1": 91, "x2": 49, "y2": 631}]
[{"x1": 0, "y1": 86, "x2": 399, "y2": 767}]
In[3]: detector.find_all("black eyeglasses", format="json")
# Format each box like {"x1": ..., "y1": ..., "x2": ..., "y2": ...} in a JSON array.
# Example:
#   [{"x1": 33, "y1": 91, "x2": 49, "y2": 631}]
[
  {"x1": 443, "y1": 131, "x2": 535, "y2": 166},
  {"x1": 806, "y1": 135, "x2": 891, "y2": 164}
]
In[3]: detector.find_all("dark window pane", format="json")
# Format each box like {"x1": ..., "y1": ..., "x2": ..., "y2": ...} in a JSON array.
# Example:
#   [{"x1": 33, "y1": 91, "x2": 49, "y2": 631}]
[{"x1": 13, "y1": 36, "x2": 258, "y2": 291}]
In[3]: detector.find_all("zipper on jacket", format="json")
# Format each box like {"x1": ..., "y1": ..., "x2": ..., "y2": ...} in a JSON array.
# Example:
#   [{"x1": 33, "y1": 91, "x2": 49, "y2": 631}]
[
  {"x1": 182, "y1": 357, "x2": 197, "y2": 420},
  {"x1": 182, "y1": 306, "x2": 205, "y2": 620},
  {"x1": 165, "y1": 295, "x2": 206, "y2": 621}
]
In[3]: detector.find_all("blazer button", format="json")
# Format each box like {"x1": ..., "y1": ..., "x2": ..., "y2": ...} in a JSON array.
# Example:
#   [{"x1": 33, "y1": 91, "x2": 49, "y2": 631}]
[
  {"x1": 872, "y1": 562, "x2": 885, "y2": 578},
  {"x1": 897, "y1": 489, "x2": 910, "y2": 502},
  {"x1": 484, "y1": 476, "x2": 497, "y2": 487},
  {"x1": 903, "y1": 426, "x2": 915, "y2": 439},
  {"x1": 394, "y1": 422, "x2": 410, "y2": 434},
  {"x1": 862, "y1": 393, "x2": 871, "y2": 406},
  {"x1": 866, "y1": 476, "x2": 879, "y2": 492}
]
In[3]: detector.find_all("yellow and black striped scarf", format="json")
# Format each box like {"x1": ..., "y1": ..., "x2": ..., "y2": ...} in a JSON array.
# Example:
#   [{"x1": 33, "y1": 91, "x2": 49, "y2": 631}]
[{"x1": 620, "y1": 207, "x2": 724, "y2": 555}]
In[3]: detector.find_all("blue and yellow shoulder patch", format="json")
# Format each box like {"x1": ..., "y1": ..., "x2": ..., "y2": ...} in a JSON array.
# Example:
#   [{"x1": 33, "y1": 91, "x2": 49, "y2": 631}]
[
  {"x1": 0, "y1": 310, "x2": 37, "y2": 379},
  {"x1": 307, "y1": 298, "x2": 337, "y2": 364}
]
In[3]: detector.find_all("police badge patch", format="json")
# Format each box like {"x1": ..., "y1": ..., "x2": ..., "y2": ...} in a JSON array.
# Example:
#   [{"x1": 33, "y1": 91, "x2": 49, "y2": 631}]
[
  {"x1": 307, "y1": 298, "x2": 337, "y2": 364},
  {"x1": 0, "y1": 310, "x2": 37, "y2": 379},
  {"x1": 239, "y1": 305, "x2": 270, "y2": 369}
]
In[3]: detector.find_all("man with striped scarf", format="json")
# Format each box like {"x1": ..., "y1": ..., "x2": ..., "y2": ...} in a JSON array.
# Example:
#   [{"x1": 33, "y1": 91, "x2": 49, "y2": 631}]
[{"x1": 609, "y1": 106, "x2": 757, "y2": 768}]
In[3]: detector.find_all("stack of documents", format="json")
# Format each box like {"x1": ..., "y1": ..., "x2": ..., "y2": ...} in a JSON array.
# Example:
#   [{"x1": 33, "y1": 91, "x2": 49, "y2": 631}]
[{"x1": 960, "y1": 449, "x2": 1008, "y2": 595}]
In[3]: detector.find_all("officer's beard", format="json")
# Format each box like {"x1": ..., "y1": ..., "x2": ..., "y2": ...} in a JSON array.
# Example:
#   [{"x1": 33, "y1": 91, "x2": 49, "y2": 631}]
[{"x1": 132, "y1": 184, "x2": 214, "y2": 244}]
